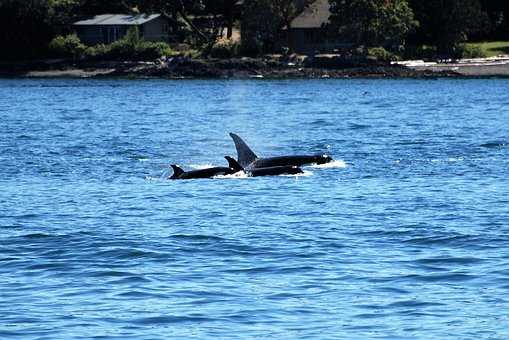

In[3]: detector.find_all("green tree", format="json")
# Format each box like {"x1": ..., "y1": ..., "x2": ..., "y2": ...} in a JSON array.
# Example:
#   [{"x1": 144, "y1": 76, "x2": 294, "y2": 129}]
[
  {"x1": 328, "y1": 0, "x2": 417, "y2": 51},
  {"x1": 240, "y1": 0, "x2": 312, "y2": 55},
  {"x1": 78, "y1": 0, "x2": 132, "y2": 16},
  {"x1": 137, "y1": 0, "x2": 211, "y2": 44},
  {"x1": 407, "y1": 0, "x2": 488, "y2": 56},
  {"x1": 202, "y1": 0, "x2": 237, "y2": 38},
  {"x1": 241, "y1": 0, "x2": 282, "y2": 54},
  {"x1": 0, "y1": 0, "x2": 80, "y2": 60}
]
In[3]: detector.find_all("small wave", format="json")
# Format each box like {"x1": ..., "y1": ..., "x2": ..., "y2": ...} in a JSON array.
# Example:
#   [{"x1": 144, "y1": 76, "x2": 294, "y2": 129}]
[
  {"x1": 116, "y1": 291, "x2": 167, "y2": 299},
  {"x1": 145, "y1": 176, "x2": 164, "y2": 181},
  {"x1": 132, "y1": 315, "x2": 211, "y2": 325},
  {"x1": 22, "y1": 233, "x2": 51, "y2": 239},
  {"x1": 387, "y1": 300, "x2": 445, "y2": 308},
  {"x1": 417, "y1": 256, "x2": 484, "y2": 265},
  {"x1": 170, "y1": 234, "x2": 226, "y2": 241},
  {"x1": 349, "y1": 123, "x2": 371, "y2": 130},
  {"x1": 308, "y1": 160, "x2": 348, "y2": 168},
  {"x1": 480, "y1": 141, "x2": 507, "y2": 148}
]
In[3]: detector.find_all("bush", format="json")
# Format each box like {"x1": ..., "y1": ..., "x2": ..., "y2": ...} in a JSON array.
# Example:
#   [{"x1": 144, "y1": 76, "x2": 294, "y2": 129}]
[
  {"x1": 210, "y1": 38, "x2": 240, "y2": 58},
  {"x1": 49, "y1": 34, "x2": 86, "y2": 59},
  {"x1": 83, "y1": 28, "x2": 174, "y2": 61},
  {"x1": 402, "y1": 45, "x2": 437, "y2": 60},
  {"x1": 104, "y1": 39, "x2": 173, "y2": 60},
  {"x1": 455, "y1": 44, "x2": 486, "y2": 59},
  {"x1": 138, "y1": 41, "x2": 174, "y2": 59},
  {"x1": 367, "y1": 47, "x2": 399, "y2": 62},
  {"x1": 84, "y1": 44, "x2": 109, "y2": 59}
]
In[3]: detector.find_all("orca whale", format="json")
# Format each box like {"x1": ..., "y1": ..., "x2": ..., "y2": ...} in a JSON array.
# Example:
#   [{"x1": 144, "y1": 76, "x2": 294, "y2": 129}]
[
  {"x1": 170, "y1": 160, "x2": 239, "y2": 180},
  {"x1": 224, "y1": 156, "x2": 303, "y2": 177},
  {"x1": 229, "y1": 133, "x2": 333, "y2": 169}
]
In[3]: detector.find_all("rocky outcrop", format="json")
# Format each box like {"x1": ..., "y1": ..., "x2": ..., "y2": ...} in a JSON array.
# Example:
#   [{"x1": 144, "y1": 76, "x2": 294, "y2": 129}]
[{"x1": 0, "y1": 55, "x2": 461, "y2": 79}]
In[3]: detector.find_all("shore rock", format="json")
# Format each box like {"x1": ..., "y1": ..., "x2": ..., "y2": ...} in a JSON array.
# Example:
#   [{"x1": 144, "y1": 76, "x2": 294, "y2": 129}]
[{"x1": 0, "y1": 57, "x2": 462, "y2": 79}]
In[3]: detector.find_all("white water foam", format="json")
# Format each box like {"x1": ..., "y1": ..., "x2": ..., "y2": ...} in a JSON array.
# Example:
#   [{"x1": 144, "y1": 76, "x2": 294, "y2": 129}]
[
  {"x1": 189, "y1": 163, "x2": 216, "y2": 170},
  {"x1": 430, "y1": 157, "x2": 465, "y2": 163},
  {"x1": 281, "y1": 170, "x2": 314, "y2": 177},
  {"x1": 308, "y1": 160, "x2": 348, "y2": 169},
  {"x1": 213, "y1": 171, "x2": 249, "y2": 179}
]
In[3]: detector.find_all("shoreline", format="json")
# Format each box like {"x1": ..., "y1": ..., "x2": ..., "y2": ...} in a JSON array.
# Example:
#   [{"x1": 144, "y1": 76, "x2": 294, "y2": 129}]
[{"x1": 2, "y1": 56, "x2": 509, "y2": 79}]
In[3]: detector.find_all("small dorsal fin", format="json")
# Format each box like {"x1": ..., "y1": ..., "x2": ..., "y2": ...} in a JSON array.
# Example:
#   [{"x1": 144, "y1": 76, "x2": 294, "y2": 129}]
[
  {"x1": 224, "y1": 156, "x2": 244, "y2": 172},
  {"x1": 170, "y1": 164, "x2": 184, "y2": 179},
  {"x1": 229, "y1": 133, "x2": 258, "y2": 168}
]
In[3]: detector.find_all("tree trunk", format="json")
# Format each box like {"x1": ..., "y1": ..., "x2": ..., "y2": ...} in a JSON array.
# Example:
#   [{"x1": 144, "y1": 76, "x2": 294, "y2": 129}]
[{"x1": 225, "y1": 0, "x2": 235, "y2": 39}]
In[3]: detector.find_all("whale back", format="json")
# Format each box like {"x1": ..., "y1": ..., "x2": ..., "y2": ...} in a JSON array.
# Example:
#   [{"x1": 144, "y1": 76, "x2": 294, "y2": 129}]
[
  {"x1": 229, "y1": 133, "x2": 258, "y2": 168},
  {"x1": 170, "y1": 164, "x2": 185, "y2": 179}
]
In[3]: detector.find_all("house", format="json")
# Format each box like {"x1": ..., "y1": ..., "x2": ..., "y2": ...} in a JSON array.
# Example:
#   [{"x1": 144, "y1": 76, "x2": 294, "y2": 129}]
[
  {"x1": 73, "y1": 14, "x2": 171, "y2": 45},
  {"x1": 287, "y1": 0, "x2": 350, "y2": 54}
]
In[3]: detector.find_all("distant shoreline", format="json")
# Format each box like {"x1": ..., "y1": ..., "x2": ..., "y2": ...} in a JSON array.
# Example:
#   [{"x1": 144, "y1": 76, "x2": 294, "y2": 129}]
[{"x1": 2, "y1": 56, "x2": 509, "y2": 79}]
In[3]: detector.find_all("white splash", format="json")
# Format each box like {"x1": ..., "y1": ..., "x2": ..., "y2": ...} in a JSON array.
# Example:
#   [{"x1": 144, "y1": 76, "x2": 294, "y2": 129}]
[
  {"x1": 308, "y1": 159, "x2": 348, "y2": 169},
  {"x1": 189, "y1": 163, "x2": 215, "y2": 170},
  {"x1": 213, "y1": 171, "x2": 249, "y2": 179},
  {"x1": 281, "y1": 170, "x2": 314, "y2": 177}
]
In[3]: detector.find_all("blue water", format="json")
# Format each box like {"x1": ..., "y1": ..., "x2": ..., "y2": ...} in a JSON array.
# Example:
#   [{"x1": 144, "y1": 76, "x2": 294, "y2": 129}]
[{"x1": 1, "y1": 78, "x2": 508, "y2": 339}]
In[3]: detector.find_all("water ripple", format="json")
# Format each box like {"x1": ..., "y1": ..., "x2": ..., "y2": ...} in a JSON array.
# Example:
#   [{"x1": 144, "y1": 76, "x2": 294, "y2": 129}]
[{"x1": 1, "y1": 78, "x2": 508, "y2": 339}]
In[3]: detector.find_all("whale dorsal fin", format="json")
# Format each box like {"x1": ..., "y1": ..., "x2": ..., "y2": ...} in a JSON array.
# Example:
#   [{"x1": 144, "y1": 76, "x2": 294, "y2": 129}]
[
  {"x1": 229, "y1": 133, "x2": 258, "y2": 167},
  {"x1": 170, "y1": 164, "x2": 184, "y2": 179},
  {"x1": 225, "y1": 156, "x2": 244, "y2": 172}
]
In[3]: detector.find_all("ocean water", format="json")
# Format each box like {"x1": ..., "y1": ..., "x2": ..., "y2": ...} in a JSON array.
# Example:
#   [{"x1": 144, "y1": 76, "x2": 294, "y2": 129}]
[{"x1": 0, "y1": 78, "x2": 508, "y2": 339}]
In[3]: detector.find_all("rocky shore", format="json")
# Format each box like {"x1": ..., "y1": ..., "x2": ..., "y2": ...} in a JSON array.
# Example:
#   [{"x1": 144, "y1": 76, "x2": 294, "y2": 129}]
[{"x1": 3, "y1": 54, "x2": 507, "y2": 79}]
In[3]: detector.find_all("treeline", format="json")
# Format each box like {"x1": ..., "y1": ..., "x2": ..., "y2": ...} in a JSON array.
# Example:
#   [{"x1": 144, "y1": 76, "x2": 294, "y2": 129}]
[
  {"x1": 0, "y1": 0, "x2": 238, "y2": 60},
  {"x1": 243, "y1": 0, "x2": 509, "y2": 57},
  {"x1": 0, "y1": 0, "x2": 508, "y2": 61}
]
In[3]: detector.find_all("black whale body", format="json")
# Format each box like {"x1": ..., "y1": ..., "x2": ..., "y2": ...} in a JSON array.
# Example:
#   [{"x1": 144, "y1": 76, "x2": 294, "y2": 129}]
[
  {"x1": 224, "y1": 156, "x2": 303, "y2": 177},
  {"x1": 170, "y1": 164, "x2": 237, "y2": 180},
  {"x1": 229, "y1": 133, "x2": 333, "y2": 169},
  {"x1": 247, "y1": 155, "x2": 330, "y2": 169}
]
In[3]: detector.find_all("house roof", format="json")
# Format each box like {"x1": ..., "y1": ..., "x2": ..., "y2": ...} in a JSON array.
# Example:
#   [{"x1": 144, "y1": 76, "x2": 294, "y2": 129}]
[
  {"x1": 73, "y1": 14, "x2": 161, "y2": 26},
  {"x1": 290, "y1": 0, "x2": 330, "y2": 29}
]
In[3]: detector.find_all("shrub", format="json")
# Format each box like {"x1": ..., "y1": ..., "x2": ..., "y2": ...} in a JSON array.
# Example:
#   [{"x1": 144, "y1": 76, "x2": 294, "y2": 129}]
[
  {"x1": 83, "y1": 28, "x2": 174, "y2": 61},
  {"x1": 104, "y1": 39, "x2": 173, "y2": 60},
  {"x1": 210, "y1": 38, "x2": 240, "y2": 58},
  {"x1": 367, "y1": 47, "x2": 398, "y2": 61},
  {"x1": 49, "y1": 34, "x2": 86, "y2": 59},
  {"x1": 455, "y1": 44, "x2": 486, "y2": 59},
  {"x1": 84, "y1": 44, "x2": 109, "y2": 60},
  {"x1": 138, "y1": 41, "x2": 174, "y2": 59},
  {"x1": 402, "y1": 45, "x2": 437, "y2": 60}
]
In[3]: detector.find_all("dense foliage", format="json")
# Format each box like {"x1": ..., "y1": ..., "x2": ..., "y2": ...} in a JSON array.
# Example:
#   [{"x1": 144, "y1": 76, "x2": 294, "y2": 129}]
[
  {"x1": 328, "y1": 0, "x2": 417, "y2": 51},
  {"x1": 407, "y1": 0, "x2": 488, "y2": 56},
  {"x1": 1, "y1": 0, "x2": 509, "y2": 60},
  {"x1": 49, "y1": 27, "x2": 174, "y2": 61},
  {"x1": 240, "y1": 0, "x2": 312, "y2": 55}
]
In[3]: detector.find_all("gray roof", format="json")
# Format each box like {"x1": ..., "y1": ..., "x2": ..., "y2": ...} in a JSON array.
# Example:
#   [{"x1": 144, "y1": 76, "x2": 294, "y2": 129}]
[
  {"x1": 290, "y1": 0, "x2": 330, "y2": 29},
  {"x1": 73, "y1": 14, "x2": 161, "y2": 26}
]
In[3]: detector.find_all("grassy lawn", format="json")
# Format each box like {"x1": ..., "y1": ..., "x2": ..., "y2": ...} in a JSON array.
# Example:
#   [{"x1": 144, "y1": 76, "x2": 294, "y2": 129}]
[{"x1": 466, "y1": 41, "x2": 509, "y2": 57}]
